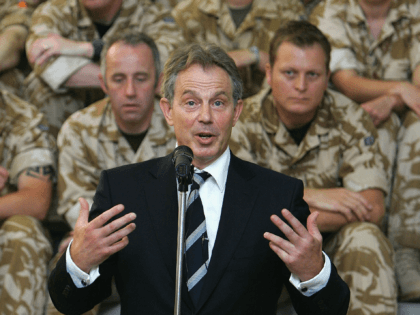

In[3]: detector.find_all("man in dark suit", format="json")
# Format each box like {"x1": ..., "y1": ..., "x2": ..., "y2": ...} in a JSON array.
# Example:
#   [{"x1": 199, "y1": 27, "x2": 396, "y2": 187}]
[{"x1": 48, "y1": 43, "x2": 350, "y2": 315}]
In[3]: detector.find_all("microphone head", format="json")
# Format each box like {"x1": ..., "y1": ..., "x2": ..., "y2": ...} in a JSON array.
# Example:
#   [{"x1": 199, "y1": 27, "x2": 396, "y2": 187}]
[{"x1": 172, "y1": 145, "x2": 193, "y2": 178}]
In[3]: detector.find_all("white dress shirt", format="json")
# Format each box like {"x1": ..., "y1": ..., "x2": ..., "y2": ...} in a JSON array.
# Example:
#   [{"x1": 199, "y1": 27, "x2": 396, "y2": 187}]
[{"x1": 66, "y1": 147, "x2": 331, "y2": 296}]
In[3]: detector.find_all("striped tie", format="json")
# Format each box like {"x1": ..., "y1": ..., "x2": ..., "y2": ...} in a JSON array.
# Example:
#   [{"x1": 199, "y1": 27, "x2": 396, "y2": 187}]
[{"x1": 185, "y1": 171, "x2": 211, "y2": 305}]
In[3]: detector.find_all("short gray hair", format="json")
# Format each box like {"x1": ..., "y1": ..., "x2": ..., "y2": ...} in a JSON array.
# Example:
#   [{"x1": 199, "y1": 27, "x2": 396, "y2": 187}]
[
  {"x1": 100, "y1": 32, "x2": 161, "y2": 86},
  {"x1": 161, "y1": 43, "x2": 243, "y2": 105}
]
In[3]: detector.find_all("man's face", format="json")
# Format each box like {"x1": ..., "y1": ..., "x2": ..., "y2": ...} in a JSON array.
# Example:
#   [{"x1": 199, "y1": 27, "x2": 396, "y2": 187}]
[
  {"x1": 81, "y1": 0, "x2": 116, "y2": 12},
  {"x1": 266, "y1": 41, "x2": 330, "y2": 129},
  {"x1": 100, "y1": 42, "x2": 157, "y2": 134},
  {"x1": 160, "y1": 64, "x2": 243, "y2": 169}
]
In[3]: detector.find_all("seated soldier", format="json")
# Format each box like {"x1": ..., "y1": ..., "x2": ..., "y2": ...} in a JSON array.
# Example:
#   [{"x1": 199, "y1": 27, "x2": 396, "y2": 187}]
[
  {"x1": 25, "y1": 0, "x2": 184, "y2": 137},
  {"x1": 0, "y1": 0, "x2": 45, "y2": 96},
  {"x1": 0, "y1": 89, "x2": 55, "y2": 314},
  {"x1": 171, "y1": 0, "x2": 305, "y2": 98},
  {"x1": 230, "y1": 21, "x2": 397, "y2": 315},
  {"x1": 46, "y1": 31, "x2": 175, "y2": 315},
  {"x1": 310, "y1": 0, "x2": 420, "y2": 302}
]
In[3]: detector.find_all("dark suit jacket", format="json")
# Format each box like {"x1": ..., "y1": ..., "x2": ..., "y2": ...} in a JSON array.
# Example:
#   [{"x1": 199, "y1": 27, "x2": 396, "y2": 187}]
[{"x1": 49, "y1": 153, "x2": 350, "y2": 315}]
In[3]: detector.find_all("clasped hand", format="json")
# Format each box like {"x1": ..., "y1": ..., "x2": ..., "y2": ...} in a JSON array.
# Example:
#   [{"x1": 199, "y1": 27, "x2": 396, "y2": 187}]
[
  {"x1": 264, "y1": 209, "x2": 323, "y2": 282},
  {"x1": 70, "y1": 198, "x2": 137, "y2": 274}
]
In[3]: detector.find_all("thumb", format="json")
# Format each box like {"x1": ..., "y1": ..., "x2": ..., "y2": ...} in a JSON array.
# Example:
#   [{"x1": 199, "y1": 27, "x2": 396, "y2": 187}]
[
  {"x1": 76, "y1": 197, "x2": 90, "y2": 226},
  {"x1": 307, "y1": 211, "x2": 322, "y2": 240}
]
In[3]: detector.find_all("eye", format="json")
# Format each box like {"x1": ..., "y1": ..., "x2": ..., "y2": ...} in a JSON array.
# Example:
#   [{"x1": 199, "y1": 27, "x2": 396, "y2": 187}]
[
  {"x1": 214, "y1": 100, "x2": 223, "y2": 107},
  {"x1": 284, "y1": 70, "x2": 295, "y2": 77},
  {"x1": 187, "y1": 101, "x2": 195, "y2": 106},
  {"x1": 308, "y1": 72, "x2": 319, "y2": 78}
]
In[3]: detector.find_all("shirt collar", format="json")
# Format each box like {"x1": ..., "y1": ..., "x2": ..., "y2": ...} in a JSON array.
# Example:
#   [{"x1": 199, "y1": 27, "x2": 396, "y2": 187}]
[{"x1": 200, "y1": 146, "x2": 230, "y2": 194}]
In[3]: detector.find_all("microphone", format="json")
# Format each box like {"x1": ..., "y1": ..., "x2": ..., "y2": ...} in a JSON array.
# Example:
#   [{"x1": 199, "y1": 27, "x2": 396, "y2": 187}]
[{"x1": 172, "y1": 145, "x2": 194, "y2": 179}]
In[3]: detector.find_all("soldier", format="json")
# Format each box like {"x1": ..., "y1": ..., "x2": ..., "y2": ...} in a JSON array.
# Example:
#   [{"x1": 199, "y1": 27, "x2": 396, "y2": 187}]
[
  {"x1": 0, "y1": 89, "x2": 55, "y2": 314},
  {"x1": 25, "y1": 0, "x2": 184, "y2": 137},
  {"x1": 171, "y1": 0, "x2": 305, "y2": 98},
  {"x1": 230, "y1": 21, "x2": 397, "y2": 315},
  {"x1": 310, "y1": 0, "x2": 420, "y2": 302},
  {"x1": 0, "y1": 0, "x2": 45, "y2": 96},
  {"x1": 45, "y1": 31, "x2": 175, "y2": 315}
]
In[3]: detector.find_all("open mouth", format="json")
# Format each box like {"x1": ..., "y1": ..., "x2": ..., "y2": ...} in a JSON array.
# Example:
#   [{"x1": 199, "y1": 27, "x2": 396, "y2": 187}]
[{"x1": 198, "y1": 134, "x2": 213, "y2": 139}]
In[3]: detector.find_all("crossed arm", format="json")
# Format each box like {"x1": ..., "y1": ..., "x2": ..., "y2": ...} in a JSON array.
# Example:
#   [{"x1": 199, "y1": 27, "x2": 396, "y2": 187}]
[
  {"x1": 332, "y1": 68, "x2": 420, "y2": 126},
  {"x1": 0, "y1": 25, "x2": 28, "y2": 73}
]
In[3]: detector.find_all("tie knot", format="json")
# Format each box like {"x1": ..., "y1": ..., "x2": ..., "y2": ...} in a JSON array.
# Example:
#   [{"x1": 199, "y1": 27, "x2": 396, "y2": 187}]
[{"x1": 193, "y1": 171, "x2": 211, "y2": 187}]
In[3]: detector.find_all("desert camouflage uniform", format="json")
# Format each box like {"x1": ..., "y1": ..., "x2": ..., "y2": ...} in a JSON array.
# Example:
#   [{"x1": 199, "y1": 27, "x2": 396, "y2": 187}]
[
  {"x1": 44, "y1": 97, "x2": 175, "y2": 315},
  {"x1": 24, "y1": 0, "x2": 184, "y2": 137},
  {"x1": 172, "y1": 0, "x2": 304, "y2": 98},
  {"x1": 0, "y1": 89, "x2": 55, "y2": 315},
  {"x1": 0, "y1": 0, "x2": 45, "y2": 97},
  {"x1": 310, "y1": 0, "x2": 420, "y2": 301},
  {"x1": 230, "y1": 88, "x2": 397, "y2": 315}
]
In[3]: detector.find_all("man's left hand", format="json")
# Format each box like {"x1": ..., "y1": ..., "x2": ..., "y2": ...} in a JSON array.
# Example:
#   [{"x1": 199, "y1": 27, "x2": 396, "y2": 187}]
[{"x1": 264, "y1": 209, "x2": 323, "y2": 282}]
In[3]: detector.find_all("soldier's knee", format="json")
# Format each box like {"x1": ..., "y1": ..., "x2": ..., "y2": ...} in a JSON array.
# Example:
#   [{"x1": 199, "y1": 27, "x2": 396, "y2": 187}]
[{"x1": 341, "y1": 222, "x2": 392, "y2": 250}]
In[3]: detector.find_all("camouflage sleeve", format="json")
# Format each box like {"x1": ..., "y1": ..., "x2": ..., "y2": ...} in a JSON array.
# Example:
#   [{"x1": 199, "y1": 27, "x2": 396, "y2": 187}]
[
  {"x1": 409, "y1": 3, "x2": 420, "y2": 72},
  {"x1": 334, "y1": 94, "x2": 388, "y2": 194},
  {"x1": 0, "y1": 0, "x2": 39, "y2": 32},
  {"x1": 25, "y1": 0, "x2": 91, "y2": 92},
  {"x1": 2, "y1": 91, "x2": 56, "y2": 186},
  {"x1": 57, "y1": 118, "x2": 99, "y2": 229},
  {"x1": 131, "y1": 1, "x2": 185, "y2": 69},
  {"x1": 309, "y1": 0, "x2": 360, "y2": 74}
]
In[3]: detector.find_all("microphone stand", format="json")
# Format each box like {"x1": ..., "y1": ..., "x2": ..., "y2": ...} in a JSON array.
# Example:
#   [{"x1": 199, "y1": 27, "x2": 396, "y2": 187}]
[{"x1": 174, "y1": 168, "x2": 193, "y2": 315}]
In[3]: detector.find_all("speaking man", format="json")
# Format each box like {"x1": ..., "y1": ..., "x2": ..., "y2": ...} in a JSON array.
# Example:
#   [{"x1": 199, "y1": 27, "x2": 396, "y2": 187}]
[{"x1": 48, "y1": 43, "x2": 350, "y2": 315}]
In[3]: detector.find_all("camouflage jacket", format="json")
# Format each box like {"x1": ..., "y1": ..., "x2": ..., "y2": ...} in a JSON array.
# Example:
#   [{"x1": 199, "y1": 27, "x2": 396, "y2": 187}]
[
  {"x1": 230, "y1": 88, "x2": 388, "y2": 193},
  {"x1": 172, "y1": 0, "x2": 304, "y2": 98},
  {"x1": 0, "y1": 89, "x2": 55, "y2": 196},
  {"x1": 310, "y1": 0, "x2": 420, "y2": 80},
  {"x1": 57, "y1": 97, "x2": 176, "y2": 228},
  {"x1": 26, "y1": 0, "x2": 184, "y2": 93}
]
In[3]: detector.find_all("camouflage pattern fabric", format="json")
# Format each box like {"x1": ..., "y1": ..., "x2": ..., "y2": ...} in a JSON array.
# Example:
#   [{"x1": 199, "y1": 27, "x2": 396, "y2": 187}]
[
  {"x1": 310, "y1": 0, "x2": 420, "y2": 298},
  {"x1": 172, "y1": 0, "x2": 305, "y2": 98},
  {"x1": 230, "y1": 88, "x2": 397, "y2": 314},
  {"x1": 57, "y1": 97, "x2": 175, "y2": 230},
  {"x1": 0, "y1": 215, "x2": 52, "y2": 315},
  {"x1": 24, "y1": 0, "x2": 184, "y2": 137},
  {"x1": 0, "y1": 89, "x2": 55, "y2": 315},
  {"x1": 0, "y1": 0, "x2": 45, "y2": 97}
]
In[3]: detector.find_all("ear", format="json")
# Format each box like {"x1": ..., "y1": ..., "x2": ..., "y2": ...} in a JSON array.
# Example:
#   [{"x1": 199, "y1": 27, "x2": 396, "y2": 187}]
[
  {"x1": 159, "y1": 97, "x2": 174, "y2": 126},
  {"x1": 99, "y1": 73, "x2": 108, "y2": 95},
  {"x1": 265, "y1": 63, "x2": 272, "y2": 87},
  {"x1": 232, "y1": 99, "x2": 243, "y2": 127}
]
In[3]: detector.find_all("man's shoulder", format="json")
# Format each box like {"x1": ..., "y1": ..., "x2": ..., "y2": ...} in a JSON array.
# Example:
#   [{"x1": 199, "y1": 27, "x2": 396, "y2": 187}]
[{"x1": 240, "y1": 88, "x2": 271, "y2": 123}]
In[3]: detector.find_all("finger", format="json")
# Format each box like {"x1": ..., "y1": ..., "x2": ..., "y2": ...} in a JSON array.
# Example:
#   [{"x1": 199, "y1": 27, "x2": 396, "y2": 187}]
[
  {"x1": 101, "y1": 212, "x2": 137, "y2": 239},
  {"x1": 76, "y1": 197, "x2": 90, "y2": 226},
  {"x1": 264, "y1": 231, "x2": 294, "y2": 259},
  {"x1": 35, "y1": 50, "x2": 54, "y2": 66},
  {"x1": 104, "y1": 221, "x2": 136, "y2": 247},
  {"x1": 90, "y1": 203, "x2": 125, "y2": 229},
  {"x1": 280, "y1": 209, "x2": 309, "y2": 238},
  {"x1": 306, "y1": 211, "x2": 322, "y2": 242},
  {"x1": 105, "y1": 236, "x2": 131, "y2": 258}
]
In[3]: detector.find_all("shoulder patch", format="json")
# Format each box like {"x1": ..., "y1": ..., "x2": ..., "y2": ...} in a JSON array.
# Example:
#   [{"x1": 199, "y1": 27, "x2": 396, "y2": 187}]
[
  {"x1": 163, "y1": 16, "x2": 175, "y2": 23},
  {"x1": 364, "y1": 135, "x2": 374, "y2": 146},
  {"x1": 37, "y1": 124, "x2": 49, "y2": 131}
]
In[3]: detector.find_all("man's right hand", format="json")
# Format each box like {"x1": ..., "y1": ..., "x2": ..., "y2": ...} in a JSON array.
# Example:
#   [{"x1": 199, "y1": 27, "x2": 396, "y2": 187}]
[
  {"x1": 70, "y1": 198, "x2": 136, "y2": 273},
  {"x1": 304, "y1": 188, "x2": 372, "y2": 223}
]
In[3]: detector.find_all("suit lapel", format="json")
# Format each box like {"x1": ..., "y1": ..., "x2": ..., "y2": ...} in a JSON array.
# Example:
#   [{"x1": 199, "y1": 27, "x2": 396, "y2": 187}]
[
  {"x1": 197, "y1": 154, "x2": 259, "y2": 311},
  {"x1": 142, "y1": 154, "x2": 194, "y2": 309}
]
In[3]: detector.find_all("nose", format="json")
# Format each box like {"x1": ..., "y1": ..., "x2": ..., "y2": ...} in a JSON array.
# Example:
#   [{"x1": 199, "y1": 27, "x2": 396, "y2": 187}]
[
  {"x1": 295, "y1": 74, "x2": 307, "y2": 92},
  {"x1": 198, "y1": 103, "x2": 212, "y2": 123},
  {"x1": 125, "y1": 78, "x2": 136, "y2": 98}
]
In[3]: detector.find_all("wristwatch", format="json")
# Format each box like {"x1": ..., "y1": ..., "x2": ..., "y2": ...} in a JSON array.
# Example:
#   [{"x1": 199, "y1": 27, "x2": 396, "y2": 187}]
[
  {"x1": 92, "y1": 39, "x2": 104, "y2": 62},
  {"x1": 249, "y1": 46, "x2": 260, "y2": 66}
]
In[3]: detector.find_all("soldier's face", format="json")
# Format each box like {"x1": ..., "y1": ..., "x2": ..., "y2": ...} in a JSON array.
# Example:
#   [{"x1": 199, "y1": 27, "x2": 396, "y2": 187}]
[
  {"x1": 100, "y1": 42, "x2": 157, "y2": 133},
  {"x1": 160, "y1": 64, "x2": 243, "y2": 170},
  {"x1": 266, "y1": 41, "x2": 330, "y2": 129},
  {"x1": 81, "y1": 0, "x2": 117, "y2": 12}
]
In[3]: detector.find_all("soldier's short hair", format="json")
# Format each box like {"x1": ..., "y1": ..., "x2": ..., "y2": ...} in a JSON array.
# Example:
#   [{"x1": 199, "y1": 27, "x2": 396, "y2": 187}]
[
  {"x1": 161, "y1": 43, "x2": 243, "y2": 106},
  {"x1": 269, "y1": 20, "x2": 331, "y2": 72},
  {"x1": 100, "y1": 32, "x2": 161, "y2": 87}
]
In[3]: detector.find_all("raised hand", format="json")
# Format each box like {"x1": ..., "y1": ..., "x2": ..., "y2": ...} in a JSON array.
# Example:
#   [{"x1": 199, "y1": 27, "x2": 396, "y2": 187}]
[
  {"x1": 70, "y1": 197, "x2": 136, "y2": 273},
  {"x1": 264, "y1": 209, "x2": 323, "y2": 282}
]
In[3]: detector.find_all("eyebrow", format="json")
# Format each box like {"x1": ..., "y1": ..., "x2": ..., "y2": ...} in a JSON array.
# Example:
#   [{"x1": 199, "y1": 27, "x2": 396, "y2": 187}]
[{"x1": 182, "y1": 90, "x2": 229, "y2": 98}]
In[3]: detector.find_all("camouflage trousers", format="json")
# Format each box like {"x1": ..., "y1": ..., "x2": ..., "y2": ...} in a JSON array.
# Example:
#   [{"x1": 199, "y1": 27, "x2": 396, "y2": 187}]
[
  {"x1": 387, "y1": 110, "x2": 420, "y2": 250},
  {"x1": 0, "y1": 215, "x2": 52, "y2": 315},
  {"x1": 324, "y1": 222, "x2": 397, "y2": 315}
]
